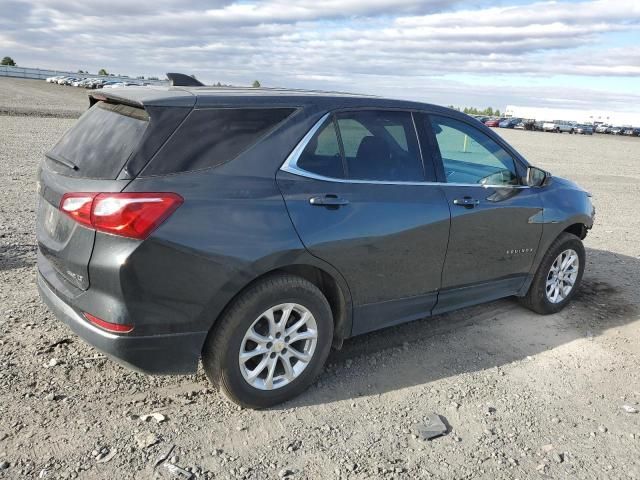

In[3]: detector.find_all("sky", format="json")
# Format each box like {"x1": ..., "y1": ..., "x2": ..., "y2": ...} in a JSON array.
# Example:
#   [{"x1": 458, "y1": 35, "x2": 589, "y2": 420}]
[{"x1": 1, "y1": 0, "x2": 639, "y2": 111}]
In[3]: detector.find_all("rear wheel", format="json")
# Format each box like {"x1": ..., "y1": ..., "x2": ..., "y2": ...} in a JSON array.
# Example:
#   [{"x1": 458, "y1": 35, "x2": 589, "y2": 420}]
[
  {"x1": 520, "y1": 233, "x2": 585, "y2": 314},
  {"x1": 202, "y1": 274, "x2": 333, "y2": 409}
]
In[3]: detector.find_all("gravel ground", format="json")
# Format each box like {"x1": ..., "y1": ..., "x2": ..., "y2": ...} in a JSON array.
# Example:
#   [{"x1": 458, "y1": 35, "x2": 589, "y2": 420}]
[
  {"x1": 0, "y1": 78, "x2": 88, "y2": 118},
  {"x1": 1, "y1": 79, "x2": 640, "y2": 479}
]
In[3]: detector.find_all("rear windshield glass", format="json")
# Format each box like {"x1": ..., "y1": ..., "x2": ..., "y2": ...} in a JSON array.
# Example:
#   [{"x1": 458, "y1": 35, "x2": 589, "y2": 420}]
[
  {"x1": 143, "y1": 108, "x2": 295, "y2": 176},
  {"x1": 46, "y1": 102, "x2": 149, "y2": 179}
]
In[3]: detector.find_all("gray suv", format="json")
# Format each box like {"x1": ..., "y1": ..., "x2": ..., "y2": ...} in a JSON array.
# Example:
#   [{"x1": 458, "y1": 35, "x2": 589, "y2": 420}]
[{"x1": 36, "y1": 86, "x2": 595, "y2": 408}]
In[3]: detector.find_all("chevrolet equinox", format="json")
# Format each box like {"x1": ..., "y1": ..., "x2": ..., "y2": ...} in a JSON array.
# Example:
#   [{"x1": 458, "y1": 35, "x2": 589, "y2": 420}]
[{"x1": 36, "y1": 86, "x2": 595, "y2": 408}]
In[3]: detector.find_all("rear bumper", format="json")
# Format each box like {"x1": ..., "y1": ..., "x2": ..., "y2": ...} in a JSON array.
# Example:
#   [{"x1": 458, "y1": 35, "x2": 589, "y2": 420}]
[{"x1": 37, "y1": 271, "x2": 205, "y2": 375}]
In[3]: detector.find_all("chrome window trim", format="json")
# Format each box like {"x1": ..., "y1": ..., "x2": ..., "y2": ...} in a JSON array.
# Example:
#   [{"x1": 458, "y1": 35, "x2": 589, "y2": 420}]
[{"x1": 279, "y1": 112, "x2": 530, "y2": 189}]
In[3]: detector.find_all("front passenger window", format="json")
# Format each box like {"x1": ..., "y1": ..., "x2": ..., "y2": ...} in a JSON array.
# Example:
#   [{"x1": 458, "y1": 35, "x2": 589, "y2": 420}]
[{"x1": 429, "y1": 115, "x2": 520, "y2": 186}]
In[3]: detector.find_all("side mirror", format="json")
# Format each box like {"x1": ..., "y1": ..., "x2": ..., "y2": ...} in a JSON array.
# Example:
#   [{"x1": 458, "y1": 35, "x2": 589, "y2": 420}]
[{"x1": 526, "y1": 166, "x2": 548, "y2": 187}]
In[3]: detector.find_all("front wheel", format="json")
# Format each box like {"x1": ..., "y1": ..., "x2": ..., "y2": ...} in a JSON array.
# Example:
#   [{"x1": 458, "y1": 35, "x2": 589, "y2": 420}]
[
  {"x1": 202, "y1": 274, "x2": 334, "y2": 409},
  {"x1": 520, "y1": 233, "x2": 585, "y2": 314}
]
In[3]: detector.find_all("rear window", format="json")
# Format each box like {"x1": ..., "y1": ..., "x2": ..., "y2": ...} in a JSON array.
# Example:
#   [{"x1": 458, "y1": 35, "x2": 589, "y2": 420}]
[
  {"x1": 143, "y1": 108, "x2": 296, "y2": 176},
  {"x1": 46, "y1": 102, "x2": 149, "y2": 179}
]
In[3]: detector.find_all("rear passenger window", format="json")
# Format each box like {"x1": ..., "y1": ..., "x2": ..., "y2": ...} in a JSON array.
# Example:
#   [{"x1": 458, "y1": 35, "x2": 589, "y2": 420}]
[
  {"x1": 145, "y1": 108, "x2": 295, "y2": 175},
  {"x1": 335, "y1": 111, "x2": 424, "y2": 181},
  {"x1": 297, "y1": 120, "x2": 345, "y2": 178}
]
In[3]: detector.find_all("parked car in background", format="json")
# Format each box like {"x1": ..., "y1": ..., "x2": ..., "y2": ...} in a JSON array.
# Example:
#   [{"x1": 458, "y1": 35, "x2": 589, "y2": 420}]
[
  {"x1": 472, "y1": 115, "x2": 490, "y2": 123},
  {"x1": 623, "y1": 127, "x2": 640, "y2": 137},
  {"x1": 542, "y1": 121, "x2": 560, "y2": 132},
  {"x1": 498, "y1": 118, "x2": 521, "y2": 128},
  {"x1": 533, "y1": 121, "x2": 545, "y2": 131},
  {"x1": 575, "y1": 125, "x2": 593, "y2": 135},
  {"x1": 484, "y1": 118, "x2": 502, "y2": 127},
  {"x1": 36, "y1": 85, "x2": 594, "y2": 408},
  {"x1": 557, "y1": 121, "x2": 578, "y2": 134},
  {"x1": 595, "y1": 124, "x2": 611, "y2": 134},
  {"x1": 543, "y1": 121, "x2": 577, "y2": 133},
  {"x1": 610, "y1": 126, "x2": 624, "y2": 135}
]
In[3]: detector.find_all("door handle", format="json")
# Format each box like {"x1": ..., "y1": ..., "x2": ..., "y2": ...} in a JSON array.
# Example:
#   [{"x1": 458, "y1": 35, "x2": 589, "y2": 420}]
[
  {"x1": 453, "y1": 197, "x2": 480, "y2": 209},
  {"x1": 309, "y1": 194, "x2": 349, "y2": 207}
]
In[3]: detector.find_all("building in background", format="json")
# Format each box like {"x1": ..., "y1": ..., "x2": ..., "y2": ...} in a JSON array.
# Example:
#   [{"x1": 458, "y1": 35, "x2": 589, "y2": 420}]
[{"x1": 504, "y1": 105, "x2": 640, "y2": 125}]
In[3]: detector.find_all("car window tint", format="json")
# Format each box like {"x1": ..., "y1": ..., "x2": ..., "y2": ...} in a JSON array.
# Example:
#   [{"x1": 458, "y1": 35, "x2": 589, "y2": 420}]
[
  {"x1": 429, "y1": 115, "x2": 519, "y2": 186},
  {"x1": 47, "y1": 101, "x2": 149, "y2": 179},
  {"x1": 338, "y1": 119, "x2": 372, "y2": 158},
  {"x1": 335, "y1": 111, "x2": 424, "y2": 182},
  {"x1": 146, "y1": 108, "x2": 295, "y2": 175},
  {"x1": 297, "y1": 119, "x2": 345, "y2": 179},
  {"x1": 384, "y1": 124, "x2": 409, "y2": 150}
]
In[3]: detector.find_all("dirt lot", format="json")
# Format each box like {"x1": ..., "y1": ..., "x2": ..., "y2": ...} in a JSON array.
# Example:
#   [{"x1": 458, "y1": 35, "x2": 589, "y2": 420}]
[{"x1": 1, "y1": 77, "x2": 639, "y2": 479}]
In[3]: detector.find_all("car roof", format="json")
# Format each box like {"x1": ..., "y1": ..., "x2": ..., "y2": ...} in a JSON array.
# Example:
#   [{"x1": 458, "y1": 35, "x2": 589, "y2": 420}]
[{"x1": 89, "y1": 85, "x2": 449, "y2": 112}]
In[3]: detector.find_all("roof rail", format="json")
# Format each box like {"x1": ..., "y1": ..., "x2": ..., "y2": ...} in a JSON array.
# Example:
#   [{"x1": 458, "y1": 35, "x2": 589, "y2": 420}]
[{"x1": 166, "y1": 73, "x2": 205, "y2": 87}]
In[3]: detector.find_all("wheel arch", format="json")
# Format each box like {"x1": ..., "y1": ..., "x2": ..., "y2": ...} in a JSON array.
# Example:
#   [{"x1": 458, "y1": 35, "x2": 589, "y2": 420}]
[
  {"x1": 520, "y1": 218, "x2": 590, "y2": 296},
  {"x1": 563, "y1": 222, "x2": 588, "y2": 240},
  {"x1": 200, "y1": 261, "x2": 353, "y2": 357}
]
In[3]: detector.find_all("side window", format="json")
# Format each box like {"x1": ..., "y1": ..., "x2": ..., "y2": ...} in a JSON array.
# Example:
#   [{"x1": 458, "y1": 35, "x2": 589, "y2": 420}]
[
  {"x1": 335, "y1": 111, "x2": 424, "y2": 181},
  {"x1": 145, "y1": 108, "x2": 295, "y2": 175},
  {"x1": 297, "y1": 119, "x2": 345, "y2": 179},
  {"x1": 429, "y1": 115, "x2": 520, "y2": 186}
]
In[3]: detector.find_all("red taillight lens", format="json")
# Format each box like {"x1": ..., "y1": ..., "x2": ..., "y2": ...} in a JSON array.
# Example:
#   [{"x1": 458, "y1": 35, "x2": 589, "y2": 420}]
[
  {"x1": 60, "y1": 193, "x2": 97, "y2": 228},
  {"x1": 84, "y1": 312, "x2": 134, "y2": 333},
  {"x1": 60, "y1": 192, "x2": 183, "y2": 240}
]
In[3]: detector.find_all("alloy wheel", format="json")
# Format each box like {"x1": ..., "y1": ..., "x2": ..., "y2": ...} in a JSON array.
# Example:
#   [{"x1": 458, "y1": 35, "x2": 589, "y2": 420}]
[
  {"x1": 545, "y1": 249, "x2": 579, "y2": 304},
  {"x1": 239, "y1": 303, "x2": 318, "y2": 390}
]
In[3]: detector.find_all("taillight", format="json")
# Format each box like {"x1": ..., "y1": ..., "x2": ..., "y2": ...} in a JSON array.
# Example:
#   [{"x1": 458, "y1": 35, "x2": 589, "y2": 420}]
[
  {"x1": 60, "y1": 193, "x2": 96, "y2": 228},
  {"x1": 60, "y1": 192, "x2": 183, "y2": 240},
  {"x1": 84, "y1": 312, "x2": 134, "y2": 333}
]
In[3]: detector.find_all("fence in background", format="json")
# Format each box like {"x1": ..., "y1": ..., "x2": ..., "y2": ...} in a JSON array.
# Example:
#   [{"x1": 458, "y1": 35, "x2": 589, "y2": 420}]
[{"x1": 0, "y1": 65, "x2": 167, "y2": 85}]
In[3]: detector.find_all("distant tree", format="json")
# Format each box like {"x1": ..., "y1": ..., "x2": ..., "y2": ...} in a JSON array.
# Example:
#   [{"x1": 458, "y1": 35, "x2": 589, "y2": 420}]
[
  {"x1": 1, "y1": 56, "x2": 16, "y2": 66},
  {"x1": 460, "y1": 106, "x2": 499, "y2": 116},
  {"x1": 148, "y1": 76, "x2": 159, "y2": 80},
  {"x1": 216, "y1": 82, "x2": 222, "y2": 87},
  {"x1": 77, "y1": 69, "x2": 86, "y2": 74},
  {"x1": 98, "y1": 68, "x2": 108, "y2": 76},
  {"x1": 252, "y1": 80, "x2": 261, "y2": 88},
  {"x1": 136, "y1": 75, "x2": 144, "y2": 79}
]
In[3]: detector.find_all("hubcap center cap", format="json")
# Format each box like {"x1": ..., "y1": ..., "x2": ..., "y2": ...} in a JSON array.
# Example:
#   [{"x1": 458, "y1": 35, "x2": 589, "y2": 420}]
[{"x1": 273, "y1": 340, "x2": 286, "y2": 353}]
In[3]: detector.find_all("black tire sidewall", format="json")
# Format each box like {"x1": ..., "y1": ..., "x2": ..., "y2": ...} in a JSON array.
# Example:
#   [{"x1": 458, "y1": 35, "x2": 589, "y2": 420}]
[
  {"x1": 209, "y1": 277, "x2": 333, "y2": 408},
  {"x1": 530, "y1": 234, "x2": 585, "y2": 314}
]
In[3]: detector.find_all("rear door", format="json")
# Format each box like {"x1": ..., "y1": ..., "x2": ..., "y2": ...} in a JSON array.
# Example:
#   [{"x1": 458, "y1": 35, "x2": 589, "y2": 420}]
[
  {"x1": 421, "y1": 113, "x2": 543, "y2": 312},
  {"x1": 36, "y1": 101, "x2": 149, "y2": 291},
  {"x1": 277, "y1": 109, "x2": 451, "y2": 335}
]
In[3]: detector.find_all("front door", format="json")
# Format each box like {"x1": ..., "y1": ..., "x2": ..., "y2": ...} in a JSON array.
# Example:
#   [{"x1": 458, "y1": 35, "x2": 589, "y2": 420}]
[
  {"x1": 277, "y1": 110, "x2": 451, "y2": 335},
  {"x1": 423, "y1": 114, "x2": 544, "y2": 313}
]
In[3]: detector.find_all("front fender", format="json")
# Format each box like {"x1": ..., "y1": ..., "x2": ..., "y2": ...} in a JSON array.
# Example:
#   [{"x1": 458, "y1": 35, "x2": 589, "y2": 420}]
[{"x1": 526, "y1": 177, "x2": 594, "y2": 281}]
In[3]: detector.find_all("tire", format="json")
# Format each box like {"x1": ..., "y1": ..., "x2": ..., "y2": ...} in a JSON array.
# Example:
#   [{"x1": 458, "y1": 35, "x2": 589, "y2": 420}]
[
  {"x1": 520, "y1": 233, "x2": 585, "y2": 315},
  {"x1": 202, "y1": 273, "x2": 334, "y2": 409}
]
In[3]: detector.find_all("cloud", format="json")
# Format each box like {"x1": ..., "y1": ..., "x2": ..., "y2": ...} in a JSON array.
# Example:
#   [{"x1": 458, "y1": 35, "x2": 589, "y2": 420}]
[{"x1": 1, "y1": 0, "x2": 639, "y2": 110}]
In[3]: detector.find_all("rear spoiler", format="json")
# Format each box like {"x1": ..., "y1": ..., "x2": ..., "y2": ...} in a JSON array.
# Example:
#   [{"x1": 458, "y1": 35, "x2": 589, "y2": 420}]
[
  {"x1": 89, "y1": 92, "x2": 144, "y2": 109},
  {"x1": 166, "y1": 72, "x2": 204, "y2": 87}
]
